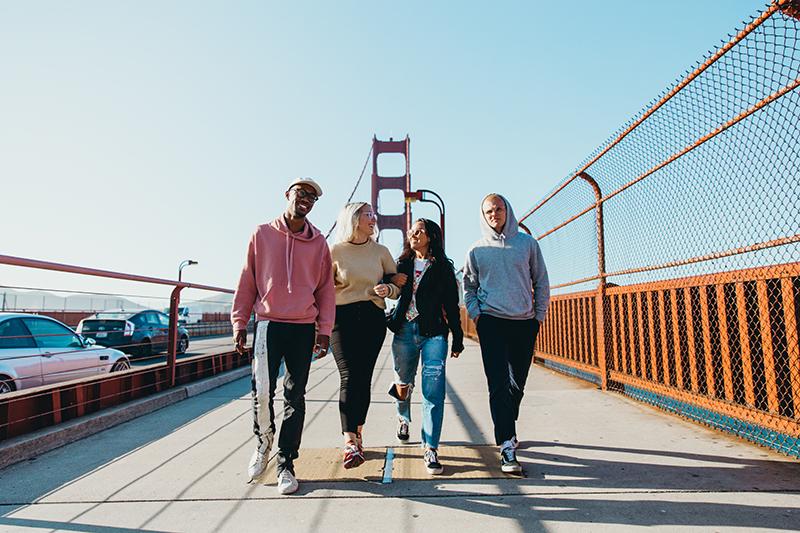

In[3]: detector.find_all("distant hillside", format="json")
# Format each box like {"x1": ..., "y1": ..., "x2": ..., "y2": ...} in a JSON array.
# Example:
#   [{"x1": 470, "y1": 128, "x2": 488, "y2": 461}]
[
  {"x1": 182, "y1": 293, "x2": 232, "y2": 313},
  {"x1": 0, "y1": 288, "x2": 145, "y2": 312}
]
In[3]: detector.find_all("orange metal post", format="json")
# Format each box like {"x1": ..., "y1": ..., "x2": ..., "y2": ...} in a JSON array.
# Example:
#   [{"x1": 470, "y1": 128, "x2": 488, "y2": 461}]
[
  {"x1": 559, "y1": 300, "x2": 566, "y2": 357},
  {"x1": 670, "y1": 288, "x2": 685, "y2": 390},
  {"x1": 626, "y1": 294, "x2": 638, "y2": 376},
  {"x1": 566, "y1": 299, "x2": 574, "y2": 360},
  {"x1": 588, "y1": 296, "x2": 597, "y2": 366},
  {"x1": 646, "y1": 291, "x2": 659, "y2": 383},
  {"x1": 581, "y1": 172, "x2": 608, "y2": 385},
  {"x1": 51, "y1": 391, "x2": 62, "y2": 425},
  {"x1": 683, "y1": 287, "x2": 700, "y2": 392},
  {"x1": 583, "y1": 298, "x2": 591, "y2": 364},
  {"x1": 699, "y1": 286, "x2": 717, "y2": 398},
  {"x1": 616, "y1": 294, "x2": 632, "y2": 374},
  {"x1": 715, "y1": 284, "x2": 735, "y2": 401},
  {"x1": 735, "y1": 282, "x2": 756, "y2": 406},
  {"x1": 658, "y1": 291, "x2": 671, "y2": 386},
  {"x1": 780, "y1": 277, "x2": 800, "y2": 418},
  {"x1": 572, "y1": 298, "x2": 584, "y2": 363},
  {"x1": 547, "y1": 309, "x2": 554, "y2": 353},
  {"x1": 75, "y1": 386, "x2": 85, "y2": 417},
  {"x1": 610, "y1": 295, "x2": 621, "y2": 372},
  {"x1": 636, "y1": 293, "x2": 648, "y2": 379},
  {"x1": 756, "y1": 280, "x2": 780, "y2": 413},
  {"x1": 577, "y1": 298, "x2": 586, "y2": 364}
]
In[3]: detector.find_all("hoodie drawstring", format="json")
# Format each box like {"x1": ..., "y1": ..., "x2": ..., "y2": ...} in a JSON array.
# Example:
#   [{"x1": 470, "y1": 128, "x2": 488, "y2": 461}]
[{"x1": 285, "y1": 231, "x2": 295, "y2": 294}]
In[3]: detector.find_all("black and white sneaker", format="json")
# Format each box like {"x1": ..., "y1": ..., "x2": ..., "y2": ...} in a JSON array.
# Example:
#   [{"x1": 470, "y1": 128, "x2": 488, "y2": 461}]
[
  {"x1": 500, "y1": 446, "x2": 522, "y2": 474},
  {"x1": 424, "y1": 448, "x2": 444, "y2": 475},
  {"x1": 397, "y1": 419, "x2": 410, "y2": 442}
]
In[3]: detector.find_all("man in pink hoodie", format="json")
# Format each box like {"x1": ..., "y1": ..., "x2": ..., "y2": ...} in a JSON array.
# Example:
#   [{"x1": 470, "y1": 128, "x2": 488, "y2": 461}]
[{"x1": 231, "y1": 177, "x2": 335, "y2": 495}]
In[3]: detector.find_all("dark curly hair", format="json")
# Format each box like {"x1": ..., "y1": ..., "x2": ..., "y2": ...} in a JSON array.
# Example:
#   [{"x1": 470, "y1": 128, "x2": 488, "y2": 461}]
[{"x1": 398, "y1": 218, "x2": 453, "y2": 268}]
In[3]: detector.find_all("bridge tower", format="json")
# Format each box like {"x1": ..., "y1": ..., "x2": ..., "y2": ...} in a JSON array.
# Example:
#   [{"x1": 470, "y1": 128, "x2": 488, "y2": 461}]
[{"x1": 371, "y1": 135, "x2": 411, "y2": 241}]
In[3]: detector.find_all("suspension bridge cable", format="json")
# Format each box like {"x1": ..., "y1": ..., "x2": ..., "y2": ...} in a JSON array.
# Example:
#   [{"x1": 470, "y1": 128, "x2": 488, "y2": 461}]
[{"x1": 325, "y1": 144, "x2": 373, "y2": 240}]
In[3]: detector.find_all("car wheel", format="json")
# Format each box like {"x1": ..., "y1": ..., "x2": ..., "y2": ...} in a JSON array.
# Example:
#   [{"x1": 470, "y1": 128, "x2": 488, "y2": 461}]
[
  {"x1": 111, "y1": 360, "x2": 131, "y2": 372},
  {"x1": 139, "y1": 339, "x2": 152, "y2": 358},
  {"x1": 177, "y1": 336, "x2": 189, "y2": 354},
  {"x1": 0, "y1": 376, "x2": 15, "y2": 394}
]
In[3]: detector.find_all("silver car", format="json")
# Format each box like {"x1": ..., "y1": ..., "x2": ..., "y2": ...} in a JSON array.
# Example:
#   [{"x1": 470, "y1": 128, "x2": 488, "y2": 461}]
[{"x1": 0, "y1": 312, "x2": 131, "y2": 395}]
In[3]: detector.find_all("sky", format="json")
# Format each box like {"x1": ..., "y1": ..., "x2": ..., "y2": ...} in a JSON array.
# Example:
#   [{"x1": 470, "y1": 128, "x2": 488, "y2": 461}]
[{"x1": 0, "y1": 0, "x2": 767, "y2": 307}]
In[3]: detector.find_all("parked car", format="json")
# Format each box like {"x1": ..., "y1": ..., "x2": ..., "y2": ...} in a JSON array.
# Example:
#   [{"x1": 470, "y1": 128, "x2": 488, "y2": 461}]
[
  {"x1": 0, "y1": 313, "x2": 131, "y2": 394},
  {"x1": 161, "y1": 306, "x2": 202, "y2": 325},
  {"x1": 77, "y1": 310, "x2": 189, "y2": 357}
]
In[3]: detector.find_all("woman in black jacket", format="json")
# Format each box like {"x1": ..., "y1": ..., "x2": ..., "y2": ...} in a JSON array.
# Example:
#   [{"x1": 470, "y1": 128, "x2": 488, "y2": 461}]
[{"x1": 386, "y1": 218, "x2": 464, "y2": 475}]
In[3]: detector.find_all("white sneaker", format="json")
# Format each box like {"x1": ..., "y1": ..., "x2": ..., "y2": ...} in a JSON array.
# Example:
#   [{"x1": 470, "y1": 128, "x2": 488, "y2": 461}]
[
  {"x1": 277, "y1": 468, "x2": 299, "y2": 495},
  {"x1": 247, "y1": 433, "x2": 274, "y2": 482},
  {"x1": 510, "y1": 435, "x2": 520, "y2": 449},
  {"x1": 247, "y1": 449, "x2": 269, "y2": 482}
]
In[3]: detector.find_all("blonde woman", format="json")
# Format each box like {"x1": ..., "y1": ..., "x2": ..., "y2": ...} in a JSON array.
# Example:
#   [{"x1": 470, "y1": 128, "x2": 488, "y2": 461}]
[{"x1": 330, "y1": 202, "x2": 400, "y2": 468}]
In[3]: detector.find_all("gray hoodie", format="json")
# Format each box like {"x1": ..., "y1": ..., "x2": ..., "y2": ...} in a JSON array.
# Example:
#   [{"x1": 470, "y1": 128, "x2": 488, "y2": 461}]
[{"x1": 463, "y1": 194, "x2": 550, "y2": 322}]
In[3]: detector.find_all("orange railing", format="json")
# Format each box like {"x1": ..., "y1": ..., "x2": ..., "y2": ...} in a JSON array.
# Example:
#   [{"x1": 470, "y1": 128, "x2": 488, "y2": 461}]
[
  {"x1": 507, "y1": 0, "x2": 800, "y2": 456},
  {"x1": 0, "y1": 254, "x2": 248, "y2": 442}
]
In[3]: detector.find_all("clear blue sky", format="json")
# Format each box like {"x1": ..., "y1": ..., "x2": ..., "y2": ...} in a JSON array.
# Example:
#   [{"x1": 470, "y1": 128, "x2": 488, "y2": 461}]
[{"x1": 0, "y1": 0, "x2": 765, "y2": 303}]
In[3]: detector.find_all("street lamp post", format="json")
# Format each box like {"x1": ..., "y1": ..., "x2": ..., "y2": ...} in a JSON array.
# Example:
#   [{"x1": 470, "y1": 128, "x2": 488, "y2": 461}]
[
  {"x1": 178, "y1": 259, "x2": 198, "y2": 282},
  {"x1": 404, "y1": 189, "x2": 446, "y2": 248}
]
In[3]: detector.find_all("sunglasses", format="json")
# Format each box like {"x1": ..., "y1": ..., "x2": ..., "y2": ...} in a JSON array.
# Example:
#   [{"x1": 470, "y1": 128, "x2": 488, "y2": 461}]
[
  {"x1": 407, "y1": 228, "x2": 427, "y2": 237},
  {"x1": 290, "y1": 188, "x2": 319, "y2": 202}
]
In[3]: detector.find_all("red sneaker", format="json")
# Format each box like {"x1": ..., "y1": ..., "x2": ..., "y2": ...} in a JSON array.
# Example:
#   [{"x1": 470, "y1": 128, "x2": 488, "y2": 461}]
[{"x1": 343, "y1": 443, "x2": 365, "y2": 469}]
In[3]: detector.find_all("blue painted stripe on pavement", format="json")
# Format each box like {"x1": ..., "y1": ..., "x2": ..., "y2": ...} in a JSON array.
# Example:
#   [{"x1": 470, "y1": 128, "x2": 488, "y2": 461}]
[{"x1": 382, "y1": 447, "x2": 394, "y2": 484}]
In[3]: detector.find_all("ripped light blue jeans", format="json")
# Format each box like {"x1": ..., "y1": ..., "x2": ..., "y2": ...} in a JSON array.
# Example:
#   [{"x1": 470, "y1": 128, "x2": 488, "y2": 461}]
[{"x1": 392, "y1": 320, "x2": 448, "y2": 449}]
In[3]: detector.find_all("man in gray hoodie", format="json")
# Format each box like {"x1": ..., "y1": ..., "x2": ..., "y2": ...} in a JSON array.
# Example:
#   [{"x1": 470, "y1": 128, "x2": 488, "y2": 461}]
[{"x1": 463, "y1": 193, "x2": 550, "y2": 473}]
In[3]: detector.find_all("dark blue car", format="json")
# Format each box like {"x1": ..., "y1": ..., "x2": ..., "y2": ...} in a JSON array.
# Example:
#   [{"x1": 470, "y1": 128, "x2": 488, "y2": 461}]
[{"x1": 77, "y1": 310, "x2": 189, "y2": 357}]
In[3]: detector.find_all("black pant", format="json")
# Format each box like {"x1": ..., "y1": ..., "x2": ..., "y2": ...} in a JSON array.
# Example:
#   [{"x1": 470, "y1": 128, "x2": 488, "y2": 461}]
[
  {"x1": 330, "y1": 301, "x2": 387, "y2": 433},
  {"x1": 476, "y1": 314, "x2": 540, "y2": 445},
  {"x1": 251, "y1": 321, "x2": 315, "y2": 468}
]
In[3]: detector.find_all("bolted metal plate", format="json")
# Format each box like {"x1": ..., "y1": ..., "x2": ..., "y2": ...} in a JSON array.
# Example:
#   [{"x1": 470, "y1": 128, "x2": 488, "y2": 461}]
[
  {"x1": 390, "y1": 445, "x2": 514, "y2": 480},
  {"x1": 256, "y1": 447, "x2": 386, "y2": 484},
  {"x1": 253, "y1": 445, "x2": 517, "y2": 484}
]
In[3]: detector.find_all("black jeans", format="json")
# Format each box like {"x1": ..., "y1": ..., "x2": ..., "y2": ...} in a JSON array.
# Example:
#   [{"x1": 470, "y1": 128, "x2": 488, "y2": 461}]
[
  {"x1": 330, "y1": 301, "x2": 387, "y2": 433},
  {"x1": 251, "y1": 320, "x2": 315, "y2": 470},
  {"x1": 476, "y1": 314, "x2": 540, "y2": 445}
]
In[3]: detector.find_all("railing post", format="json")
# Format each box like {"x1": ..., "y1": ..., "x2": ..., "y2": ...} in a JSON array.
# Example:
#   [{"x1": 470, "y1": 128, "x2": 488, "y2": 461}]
[
  {"x1": 167, "y1": 285, "x2": 183, "y2": 388},
  {"x1": 579, "y1": 172, "x2": 608, "y2": 389}
]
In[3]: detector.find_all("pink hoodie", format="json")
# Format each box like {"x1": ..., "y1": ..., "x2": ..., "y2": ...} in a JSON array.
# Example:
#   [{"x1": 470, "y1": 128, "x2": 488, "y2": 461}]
[{"x1": 231, "y1": 216, "x2": 335, "y2": 336}]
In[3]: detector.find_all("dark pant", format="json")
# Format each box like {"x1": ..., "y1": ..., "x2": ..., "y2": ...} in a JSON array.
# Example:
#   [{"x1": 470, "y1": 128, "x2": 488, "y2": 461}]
[
  {"x1": 330, "y1": 301, "x2": 387, "y2": 433},
  {"x1": 476, "y1": 314, "x2": 540, "y2": 445},
  {"x1": 251, "y1": 320, "x2": 315, "y2": 470}
]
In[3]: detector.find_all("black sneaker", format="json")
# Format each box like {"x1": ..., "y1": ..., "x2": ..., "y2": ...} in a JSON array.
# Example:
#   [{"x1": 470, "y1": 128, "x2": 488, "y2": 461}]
[
  {"x1": 500, "y1": 446, "x2": 522, "y2": 474},
  {"x1": 397, "y1": 419, "x2": 410, "y2": 442},
  {"x1": 424, "y1": 448, "x2": 443, "y2": 475}
]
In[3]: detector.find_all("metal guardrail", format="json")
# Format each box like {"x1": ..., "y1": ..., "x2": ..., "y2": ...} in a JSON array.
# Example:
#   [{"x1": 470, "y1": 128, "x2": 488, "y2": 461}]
[
  {"x1": 0, "y1": 254, "x2": 248, "y2": 442},
  {"x1": 510, "y1": 0, "x2": 800, "y2": 456}
]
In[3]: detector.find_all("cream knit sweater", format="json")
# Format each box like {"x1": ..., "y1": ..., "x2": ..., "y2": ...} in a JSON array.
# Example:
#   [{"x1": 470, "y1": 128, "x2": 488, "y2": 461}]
[{"x1": 330, "y1": 239, "x2": 400, "y2": 308}]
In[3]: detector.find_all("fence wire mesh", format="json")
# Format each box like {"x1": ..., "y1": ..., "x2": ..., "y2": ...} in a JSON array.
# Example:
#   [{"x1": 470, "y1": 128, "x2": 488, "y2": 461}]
[{"x1": 524, "y1": 1, "x2": 800, "y2": 456}]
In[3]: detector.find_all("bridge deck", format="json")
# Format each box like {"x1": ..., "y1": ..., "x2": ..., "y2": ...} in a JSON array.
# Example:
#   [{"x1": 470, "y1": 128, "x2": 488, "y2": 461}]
[{"x1": 1, "y1": 336, "x2": 798, "y2": 532}]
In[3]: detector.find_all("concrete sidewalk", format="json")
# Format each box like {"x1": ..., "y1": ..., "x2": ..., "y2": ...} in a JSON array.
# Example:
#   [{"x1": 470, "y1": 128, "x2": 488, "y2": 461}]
[{"x1": 1, "y1": 335, "x2": 798, "y2": 532}]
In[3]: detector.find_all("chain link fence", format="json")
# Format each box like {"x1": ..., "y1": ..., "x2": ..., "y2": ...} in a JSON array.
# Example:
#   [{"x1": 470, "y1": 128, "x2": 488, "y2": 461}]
[{"x1": 523, "y1": 0, "x2": 800, "y2": 457}]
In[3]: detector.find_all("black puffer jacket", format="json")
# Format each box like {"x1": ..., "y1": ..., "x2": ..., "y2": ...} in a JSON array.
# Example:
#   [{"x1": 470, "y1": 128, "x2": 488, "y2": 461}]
[{"x1": 386, "y1": 256, "x2": 464, "y2": 353}]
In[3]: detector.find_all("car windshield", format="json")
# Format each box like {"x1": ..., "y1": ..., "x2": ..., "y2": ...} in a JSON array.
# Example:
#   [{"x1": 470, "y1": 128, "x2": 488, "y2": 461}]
[{"x1": 92, "y1": 313, "x2": 134, "y2": 320}]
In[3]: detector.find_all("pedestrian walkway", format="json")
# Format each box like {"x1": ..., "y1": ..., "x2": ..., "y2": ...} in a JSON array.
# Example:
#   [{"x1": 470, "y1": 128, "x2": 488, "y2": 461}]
[{"x1": 1, "y1": 336, "x2": 798, "y2": 532}]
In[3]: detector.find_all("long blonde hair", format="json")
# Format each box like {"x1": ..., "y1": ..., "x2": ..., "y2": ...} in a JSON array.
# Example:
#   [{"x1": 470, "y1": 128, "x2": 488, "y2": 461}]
[{"x1": 334, "y1": 202, "x2": 379, "y2": 244}]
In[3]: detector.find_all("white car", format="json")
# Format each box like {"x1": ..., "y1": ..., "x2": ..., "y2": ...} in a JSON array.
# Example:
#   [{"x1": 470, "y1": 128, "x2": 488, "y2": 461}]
[{"x1": 0, "y1": 312, "x2": 131, "y2": 395}]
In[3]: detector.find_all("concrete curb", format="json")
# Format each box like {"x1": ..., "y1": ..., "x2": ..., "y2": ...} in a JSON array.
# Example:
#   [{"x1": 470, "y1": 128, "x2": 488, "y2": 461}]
[{"x1": 0, "y1": 366, "x2": 251, "y2": 471}]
